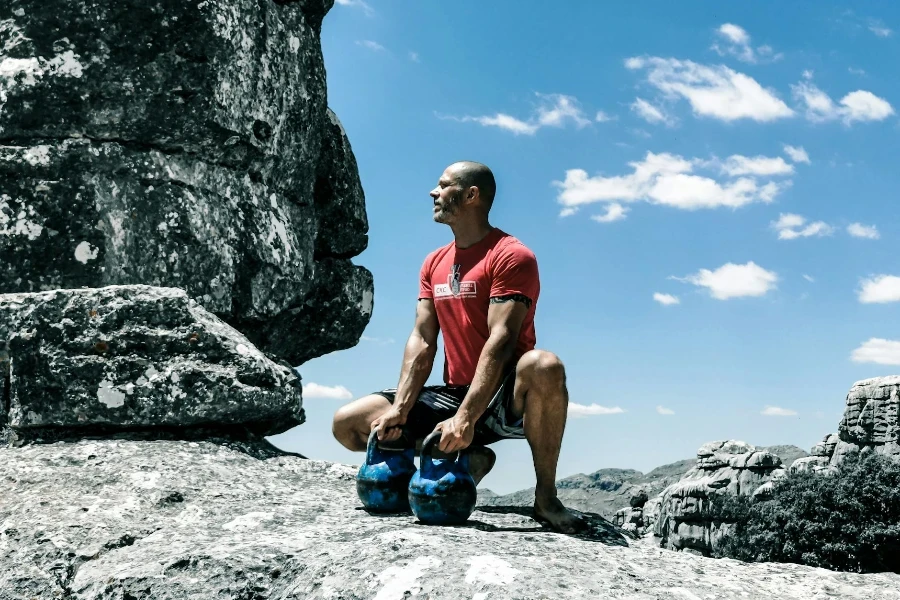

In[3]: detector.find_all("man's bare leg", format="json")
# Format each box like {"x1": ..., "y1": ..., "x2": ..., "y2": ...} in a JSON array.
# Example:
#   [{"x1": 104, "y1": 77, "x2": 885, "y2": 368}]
[
  {"x1": 333, "y1": 396, "x2": 496, "y2": 484},
  {"x1": 513, "y1": 350, "x2": 586, "y2": 534}
]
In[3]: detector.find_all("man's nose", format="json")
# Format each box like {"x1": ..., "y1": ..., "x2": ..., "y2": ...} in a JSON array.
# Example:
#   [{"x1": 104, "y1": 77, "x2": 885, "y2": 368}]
[{"x1": 429, "y1": 188, "x2": 439, "y2": 199}]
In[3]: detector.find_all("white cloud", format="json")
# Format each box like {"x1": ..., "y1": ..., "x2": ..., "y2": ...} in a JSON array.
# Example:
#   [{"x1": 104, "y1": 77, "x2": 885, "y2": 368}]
[
  {"x1": 568, "y1": 403, "x2": 625, "y2": 417},
  {"x1": 792, "y1": 80, "x2": 895, "y2": 125},
  {"x1": 858, "y1": 275, "x2": 900, "y2": 303},
  {"x1": 653, "y1": 292, "x2": 680, "y2": 306},
  {"x1": 336, "y1": 0, "x2": 374, "y2": 14},
  {"x1": 803, "y1": 274, "x2": 815, "y2": 283},
  {"x1": 656, "y1": 405, "x2": 675, "y2": 415},
  {"x1": 771, "y1": 213, "x2": 834, "y2": 240},
  {"x1": 554, "y1": 151, "x2": 790, "y2": 213},
  {"x1": 869, "y1": 22, "x2": 893, "y2": 37},
  {"x1": 361, "y1": 335, "x2": 396, "y2": 345},
  {"x1": 720, "y1": 155, "x2": 794, "y2": 176},
  {"x1": 848, "y1": 67, "x2": 867, "y2": 77},
  {"x1": 595, "y1": 110, "x2": 616, "y2": 122},
  {"x1": 673, "y1": 261, "x2": 778, "y2": 300},
  {"x1": 442, "y1": 93, "x2": 589, "y2": 136},
  {"x1": 302, "y1": 382, "x2": 353, "y2": 400},
  {"x1": 631, "y1": 98, "x2": 674, "y2": 126},
  {"x1": 852, "y1": 338, "x2": 900, "y2": 365},
  {"x1": 590, "y1": 203, "x2": 628, "y2": 223},
  {"x1": 408, "y1": 51, "x2": 420, "y2": 63},
  {"x1": 762, "y1": 406, "x2": 798, "y2": 417},
  {"x1": 847, "y1": 223, "x2": 880, "y2": 239},
  {"x1": 712, "y1": 23, "x2": 782, "y2": 64},
  {"x1": 559, "y1": 207, "x2": 578, "y2": 218},
  {"x1": 626, "y1": 56, "x2": 793, "y2": 122},
  {"x1": 356, "y1": 40, "x2": 386, "y2": 52},
  {"x1": 783, "y1": 145, "x2": 810, "y2": 164}
]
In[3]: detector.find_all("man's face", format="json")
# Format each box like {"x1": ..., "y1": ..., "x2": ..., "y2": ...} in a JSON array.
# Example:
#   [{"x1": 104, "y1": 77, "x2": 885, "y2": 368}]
[{"x1": 429, "y1": 168, "x2": 465, "y2": 224}]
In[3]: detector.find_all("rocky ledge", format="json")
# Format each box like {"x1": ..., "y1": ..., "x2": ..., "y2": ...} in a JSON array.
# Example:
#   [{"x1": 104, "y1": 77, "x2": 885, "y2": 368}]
[{"x1": 1, "y1": 439, "x2": 898, "y2": 599}]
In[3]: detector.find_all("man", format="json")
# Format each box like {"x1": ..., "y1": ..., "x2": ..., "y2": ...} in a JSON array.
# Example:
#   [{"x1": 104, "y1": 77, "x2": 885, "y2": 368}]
[{"x1": 332, "y1": 161, "x2": 584, "y2": 533}]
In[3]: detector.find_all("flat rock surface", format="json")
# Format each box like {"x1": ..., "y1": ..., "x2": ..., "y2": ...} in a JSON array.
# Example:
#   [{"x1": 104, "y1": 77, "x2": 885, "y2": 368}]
[{"x1": 1, "y1": 439, "x2": 897, "y2": 599}]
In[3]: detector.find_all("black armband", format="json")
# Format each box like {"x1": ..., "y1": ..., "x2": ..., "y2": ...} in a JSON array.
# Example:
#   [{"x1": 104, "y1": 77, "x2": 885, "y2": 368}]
[{"x1": 490, "y1": 294, "x2": 533, "y2": 309}]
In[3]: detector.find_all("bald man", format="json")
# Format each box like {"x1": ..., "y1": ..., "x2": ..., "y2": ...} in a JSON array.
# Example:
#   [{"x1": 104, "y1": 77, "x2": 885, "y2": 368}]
[{"x1": 332, "y1": 161, "x2": 585, "y2": 533}]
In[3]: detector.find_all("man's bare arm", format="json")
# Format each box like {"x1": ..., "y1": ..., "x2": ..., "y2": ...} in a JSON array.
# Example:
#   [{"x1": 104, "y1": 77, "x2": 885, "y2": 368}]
[
  {"x1": 394, "y1": 299, "x2": 440, "y2": 412},
  {"x1": 371, "y1": 299, "x2": 439, "y2": 441},
  {"x1": 434, "y1": 297, "x2": 528, "y2": 452}
]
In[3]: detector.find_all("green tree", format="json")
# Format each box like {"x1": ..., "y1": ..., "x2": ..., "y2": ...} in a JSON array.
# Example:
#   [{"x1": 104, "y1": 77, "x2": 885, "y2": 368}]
[{"x1": 713, "y1": 450, "x2": 900, "y2": 573}]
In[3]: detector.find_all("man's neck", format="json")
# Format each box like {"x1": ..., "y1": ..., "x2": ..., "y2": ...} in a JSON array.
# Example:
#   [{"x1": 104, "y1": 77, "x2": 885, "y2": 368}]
[{"x1": 449, "y1": 221, "x2": 494, "y2": 249}]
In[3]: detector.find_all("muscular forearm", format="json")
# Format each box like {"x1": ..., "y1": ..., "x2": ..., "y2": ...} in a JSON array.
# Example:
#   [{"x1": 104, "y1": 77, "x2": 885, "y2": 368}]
[
  {"x1": 393, "y1": 334, "x2": 436, "y2": 414},
  {"x1": 456, "y1": 332, "x2": 517, "y2": 423}
]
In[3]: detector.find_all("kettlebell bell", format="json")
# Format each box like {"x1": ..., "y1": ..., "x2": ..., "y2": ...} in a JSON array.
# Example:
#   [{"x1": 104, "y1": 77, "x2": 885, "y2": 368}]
[
  {"x1": 356, "y1": 430, "x2": 417, "y2": 513},
  {"x1": 408, "y1": 431, "x2": 477, "y2": 525}
]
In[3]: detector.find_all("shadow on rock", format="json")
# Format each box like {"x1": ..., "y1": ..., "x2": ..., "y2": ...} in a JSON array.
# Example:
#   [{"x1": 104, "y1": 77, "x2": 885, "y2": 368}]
[{"x1": 470, "y1": 505, "x2": 632, "y2": 546}]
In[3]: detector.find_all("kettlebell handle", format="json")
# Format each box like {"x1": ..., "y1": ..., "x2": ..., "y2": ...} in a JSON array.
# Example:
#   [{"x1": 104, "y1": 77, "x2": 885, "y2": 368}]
[
  {"x1": 421, "y1": 430, "x2": 465, "y2": 472},
  {"x1": 366, "y1": 428, "x2": 412, "y2": 464}
]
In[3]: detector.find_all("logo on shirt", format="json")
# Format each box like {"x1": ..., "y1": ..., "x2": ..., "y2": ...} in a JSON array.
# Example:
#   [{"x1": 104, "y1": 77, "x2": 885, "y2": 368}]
[{"x1": 434, "y1": 264, "x2": 477, "y2": 299}]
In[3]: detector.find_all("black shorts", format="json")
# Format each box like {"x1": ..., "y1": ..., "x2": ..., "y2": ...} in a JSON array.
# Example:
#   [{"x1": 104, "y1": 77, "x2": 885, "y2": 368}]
[{"x1": 373, "y1": 369, "x2": 525, "y2": 446}]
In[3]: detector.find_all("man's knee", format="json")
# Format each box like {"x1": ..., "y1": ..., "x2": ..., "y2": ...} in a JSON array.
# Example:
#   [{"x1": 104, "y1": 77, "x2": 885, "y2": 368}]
[
  {"x1": 331, "y1": 395, "x2": 391, "y2": 452},
  {"x1": 518, "y1": 349, "x2": 566, "y2": 386}
]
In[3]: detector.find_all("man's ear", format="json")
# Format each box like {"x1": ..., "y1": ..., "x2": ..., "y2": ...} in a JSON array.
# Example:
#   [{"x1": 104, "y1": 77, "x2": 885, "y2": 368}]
[{"x1": 465, "y1": 186, "x2": 479, "y2": 204}]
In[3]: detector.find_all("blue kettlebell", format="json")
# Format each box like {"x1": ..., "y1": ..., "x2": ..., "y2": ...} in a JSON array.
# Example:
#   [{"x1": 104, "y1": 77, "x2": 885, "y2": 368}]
[
  {"x1": 356, "y1": 430, "x2": 417, "y2": 513},
  {"x1": 408, "y1": 431, "x2": 477, "y2": 525}
]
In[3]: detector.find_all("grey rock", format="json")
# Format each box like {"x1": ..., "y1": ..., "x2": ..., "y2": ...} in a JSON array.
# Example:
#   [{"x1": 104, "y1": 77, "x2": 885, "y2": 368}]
[
  {"x1": 833, "y1": 375, "x2": 900, "y2": 464},
  {"x1": 0, "y1": 0, "x2": 372, "y2": 365},
  {"x1": 2, "y1": 439, "x2": 899, "y2": 600},
  {"x1": 0, "y1": 286, "x2": 303, "y2": 437},
  {"x1": 654, "y1": 440, "x2": 787, "y2": 555}
]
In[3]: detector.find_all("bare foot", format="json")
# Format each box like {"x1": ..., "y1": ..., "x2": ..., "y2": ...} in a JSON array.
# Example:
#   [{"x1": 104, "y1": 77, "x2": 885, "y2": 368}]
[
  {"x1": 534, "y1": 494, "x2": 588, "y2": 534},
  {"x1": 465, "y1": 446, "x2": 496, "y2": 485}
]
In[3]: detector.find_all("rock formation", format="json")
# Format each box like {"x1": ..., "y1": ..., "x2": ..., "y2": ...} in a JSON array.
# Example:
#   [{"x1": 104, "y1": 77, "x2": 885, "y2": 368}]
[
  {"x1": 0, "y1": 286, "x2": 303, "y2": 439},
  {"x1": 653, "y1": 440, "x2": 787, "y2": 555},
  {"x1": 0, "y1": 0, "x2": 372, "y2": 365},
  {"x1": 2, "y1": 438, "x2": 899, "y2": 599}
]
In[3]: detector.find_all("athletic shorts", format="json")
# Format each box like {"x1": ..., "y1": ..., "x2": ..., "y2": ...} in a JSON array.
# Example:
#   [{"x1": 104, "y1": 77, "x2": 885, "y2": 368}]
[{"x1": 372, "y1": 369, "x2": 525, "y2": 446}]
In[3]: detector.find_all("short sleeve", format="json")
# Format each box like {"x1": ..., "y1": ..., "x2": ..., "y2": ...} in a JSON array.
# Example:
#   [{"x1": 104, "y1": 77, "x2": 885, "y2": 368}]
[
  {"x1": 489, "y1": 242, "x2": 539, "y2": 301},
  {"x1": 419, "y1": 254, "x2": 434, "y2": 300}
]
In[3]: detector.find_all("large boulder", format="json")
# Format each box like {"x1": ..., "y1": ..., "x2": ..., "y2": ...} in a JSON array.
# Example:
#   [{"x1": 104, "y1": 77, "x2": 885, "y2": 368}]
[
  {"x1": 831, "y1": 376, "x2": 900, "y2": 464},
  {"x1": 654, "y1": 440, "x2": 786, "y2": 555},
  {"x1": 1, "y1": 438, "x2": 898, "y2": 599},
  {"x1": 0, "y1": 0, "x2": 371, "y2": 365},
  {"x1": 0, "y1": 286, "x2": 303, "y2": 438}
]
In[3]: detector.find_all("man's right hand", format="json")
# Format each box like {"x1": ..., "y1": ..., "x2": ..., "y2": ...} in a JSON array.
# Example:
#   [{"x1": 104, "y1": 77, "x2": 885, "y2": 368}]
[{"x1": 370, "y1": 407, "x2": 408, "y2": 442}]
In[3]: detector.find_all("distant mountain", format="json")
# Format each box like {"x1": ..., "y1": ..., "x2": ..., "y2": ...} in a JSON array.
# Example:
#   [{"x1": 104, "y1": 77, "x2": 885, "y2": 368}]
[{"x1": 477, "y1": 445, "x2": 808, "y2": 519}]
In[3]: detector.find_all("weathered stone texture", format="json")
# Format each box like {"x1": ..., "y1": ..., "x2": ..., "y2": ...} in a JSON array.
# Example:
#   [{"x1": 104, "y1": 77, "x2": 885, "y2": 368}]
[
  {"x1": 654, "y1": 440, "x2": 786, "y2": 555},
  {"x1": 0, "y1": 0, "x2": 371, "y2": 365},
  {"x1": 834, "y1": 375, "x2": 900, "y2": 463},
  {"x1": 1, "y1": 439, "x2": 898, "y2": 600},
  {"x1": 0, "y1": 286, "x2": 303, "y2": 436}
]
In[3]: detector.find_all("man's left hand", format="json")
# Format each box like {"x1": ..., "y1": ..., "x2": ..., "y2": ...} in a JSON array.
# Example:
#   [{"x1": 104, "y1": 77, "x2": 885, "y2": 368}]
[{"x1": 434, "y1": 415, "x2": 475, "y2": 453}]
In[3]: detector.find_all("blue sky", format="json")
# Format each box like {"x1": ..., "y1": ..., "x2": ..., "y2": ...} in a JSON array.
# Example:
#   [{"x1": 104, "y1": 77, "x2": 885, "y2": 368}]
[{"x1": 270, "y1": 1, "x2": 900, "y2": 494}]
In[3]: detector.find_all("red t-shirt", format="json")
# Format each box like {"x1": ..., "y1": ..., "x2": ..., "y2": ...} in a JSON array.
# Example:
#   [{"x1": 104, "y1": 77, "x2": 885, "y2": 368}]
[{"x1": 419, "y1": 228, "x2": 539, "y2": 386}]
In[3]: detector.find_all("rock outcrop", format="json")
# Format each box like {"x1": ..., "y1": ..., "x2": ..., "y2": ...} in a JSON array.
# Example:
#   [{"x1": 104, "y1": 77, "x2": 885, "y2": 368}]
[
  {"x1": 0, "y1": 0, "x2": 372, "y2": 365},
  {"x1": 833, "y1": 376, "x2": 900, "y2": 462},
  {"x1": 2, "y1": 438, "x2": 899, "y2": 599},
  {"x1": 654, "y1": 440, "x2": 787, "y2": 555},
  {"x1": 0, "y1": 286, "x2": 302, "y2": 439}
]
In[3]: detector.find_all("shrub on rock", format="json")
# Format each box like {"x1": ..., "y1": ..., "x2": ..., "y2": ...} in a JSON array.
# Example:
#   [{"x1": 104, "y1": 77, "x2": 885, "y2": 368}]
[{"x1": 713, "y1": 450, "x2": 900, "y2": 573}]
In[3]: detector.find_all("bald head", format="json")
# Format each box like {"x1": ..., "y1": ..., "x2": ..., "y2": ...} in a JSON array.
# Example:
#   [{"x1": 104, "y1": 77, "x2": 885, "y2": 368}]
[{"x1": 449, "y1": 161, "x2": 496, "y2": 210}]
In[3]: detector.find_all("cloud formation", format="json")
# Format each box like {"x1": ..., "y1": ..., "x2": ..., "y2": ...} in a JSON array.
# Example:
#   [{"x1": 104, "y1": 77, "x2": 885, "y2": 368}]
[
  {"x1": 771, "y1": 213, "x2": 834, "y2": 240},
  {"x1": 673, "y1": 261, "x2": 778, "y2": 300},
  {"x1": 555, "y1": 151, "x2": 789, "y2": 216},
  {"x1": 631, "y1": 98, "x2": 675, "y2": 126},
  {"x1": 712, "y1": 23, "x2": 782, "y2": 64},
  {"x1": 792, "y1": 80, "x2": 895, "y2": 124},
  {"x1": 783, "y1": 145, "x2": 810, "y2": 164},
  {"x1": 441, "y1": 93, "x2": 590, "y2": 136},
  {"x1": 847, "y1": 223, "x2": 879, "y2": 239},
  {"x1": 657, "y1": 406, "x2": 675, "y2": 415},
  {"x1": 852, "y1": 338, "x2": 900, "y2": 365},
  {"x1": 568, "y1": 403, "x2": 626, "y2": 417},
  {"x1": 356, "y1": 40, "x2": 386, "y2": 52},
  {"x1": 302, "y1": 382, "x2": 354, "y2": 400},
  {"x1": 335, "y1": 0, "x2": 373, "y2": 14},
  {"x1": 626, "y1": 57, "x2": 793, "y2": 122},
  {"x1": 858, "y1": 275, "x2": 900, "y2": 303},
  {"x1": 590, "y1": 203, "x2": 628, "y2": 223},
  {"x1": 762, "y1": 406, "x2": 798, "y2": 416},
  {"x1": 653, "y1": 293, "x2": 680, "y2": 306}
]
